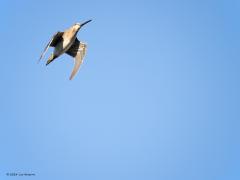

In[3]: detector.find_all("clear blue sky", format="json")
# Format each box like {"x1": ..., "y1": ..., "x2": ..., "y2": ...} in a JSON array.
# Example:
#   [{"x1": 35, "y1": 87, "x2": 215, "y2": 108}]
[{"x1": 0, "y1": 0, "x2": 240, "y2": 179}]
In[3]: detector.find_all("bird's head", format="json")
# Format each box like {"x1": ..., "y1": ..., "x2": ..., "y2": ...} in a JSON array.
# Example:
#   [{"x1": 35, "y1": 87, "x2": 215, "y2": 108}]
[{"x1": 73, "y1": 20, "x2": 92, "y2": 31}]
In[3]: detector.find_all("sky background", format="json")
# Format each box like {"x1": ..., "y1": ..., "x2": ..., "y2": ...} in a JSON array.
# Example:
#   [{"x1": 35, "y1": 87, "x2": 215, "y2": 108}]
[{"x1": 0, "y1": 0, "x2": 240, "y2": 179}]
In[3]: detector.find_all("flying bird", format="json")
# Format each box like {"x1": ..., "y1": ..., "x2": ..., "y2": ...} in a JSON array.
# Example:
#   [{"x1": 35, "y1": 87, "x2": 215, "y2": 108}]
[{"x1": 39, "y1": 20, "x2": 92, "y2": 80}]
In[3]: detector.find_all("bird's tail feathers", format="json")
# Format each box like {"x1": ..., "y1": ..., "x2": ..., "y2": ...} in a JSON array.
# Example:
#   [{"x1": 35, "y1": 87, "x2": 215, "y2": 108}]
[{"x1": 46, "y1": 54, "x2": 56, "y2": 66}]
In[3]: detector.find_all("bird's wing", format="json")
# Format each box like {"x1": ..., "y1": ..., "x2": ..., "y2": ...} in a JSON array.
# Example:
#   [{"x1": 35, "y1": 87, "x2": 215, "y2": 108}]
[
  {"x1": 66, "y1": 38, "x2": 87, "y2": 80},
  {"x1": 38, "y1": 31, "x2": 63, "y2": 62}
]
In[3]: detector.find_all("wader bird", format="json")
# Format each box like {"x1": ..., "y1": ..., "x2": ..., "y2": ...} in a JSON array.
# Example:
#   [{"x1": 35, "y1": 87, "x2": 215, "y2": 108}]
[{"x1": 39, "y1": 20, "x2": 92, "y2": 80}]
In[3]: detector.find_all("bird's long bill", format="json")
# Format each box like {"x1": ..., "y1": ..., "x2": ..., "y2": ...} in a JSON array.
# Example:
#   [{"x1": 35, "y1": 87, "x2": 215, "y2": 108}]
[{"x1": 81, "y1": 20, "x2": 92, "y2": 27}]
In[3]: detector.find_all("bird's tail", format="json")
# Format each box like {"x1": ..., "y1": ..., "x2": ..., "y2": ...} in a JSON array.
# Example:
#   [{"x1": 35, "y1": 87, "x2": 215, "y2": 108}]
[{"x1": 46, "y1": 54, "x2": 56, "y2": 66}]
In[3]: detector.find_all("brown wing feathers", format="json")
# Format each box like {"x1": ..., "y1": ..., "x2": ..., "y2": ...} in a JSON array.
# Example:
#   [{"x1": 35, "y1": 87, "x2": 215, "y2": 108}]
[
  {"x1": 38, "y1": 31, "x2": 63, "y2": 62},
  {"x1": 67, "y1": 38, "x2": 87, "y2": 80}
]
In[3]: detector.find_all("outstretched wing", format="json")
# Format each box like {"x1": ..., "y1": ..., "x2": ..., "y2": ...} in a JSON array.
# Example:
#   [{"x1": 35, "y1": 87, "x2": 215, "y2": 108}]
[
  {"x1": 66, "y1": 38, "x2": 87, "y2": 80},
  {"x1": 38, "y1": 31, "x2": 63, "y2": 62}
]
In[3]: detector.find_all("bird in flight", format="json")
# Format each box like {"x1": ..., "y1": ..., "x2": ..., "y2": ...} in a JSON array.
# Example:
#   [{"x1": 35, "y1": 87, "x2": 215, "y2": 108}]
[{"x1": 39, "y1": 20, "x2": 92, "y2": 80}]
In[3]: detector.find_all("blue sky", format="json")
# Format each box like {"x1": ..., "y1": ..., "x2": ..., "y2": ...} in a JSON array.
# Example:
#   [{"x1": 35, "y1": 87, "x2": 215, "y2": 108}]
[{"x1": 0, "y1": 0, "x2": 240, "y2": 179}]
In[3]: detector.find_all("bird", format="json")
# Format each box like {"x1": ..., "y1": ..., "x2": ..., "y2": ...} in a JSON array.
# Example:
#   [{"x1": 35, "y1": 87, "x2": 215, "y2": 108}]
[{"x1": 39, "y1": 20, "x2": 92, "y2": 80}]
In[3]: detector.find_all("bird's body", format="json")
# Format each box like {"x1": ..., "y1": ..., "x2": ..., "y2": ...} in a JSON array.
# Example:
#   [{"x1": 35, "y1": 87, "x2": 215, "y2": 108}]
[
  {"x1": 57, "y1": 26, "x2": 77, "y2": 53},
  {"x1": 39, "y1": 20, "x2": 92, "y2": 80},
  {"x1": 52, "y1": 30, "x2": 75, "y2": 59}
]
